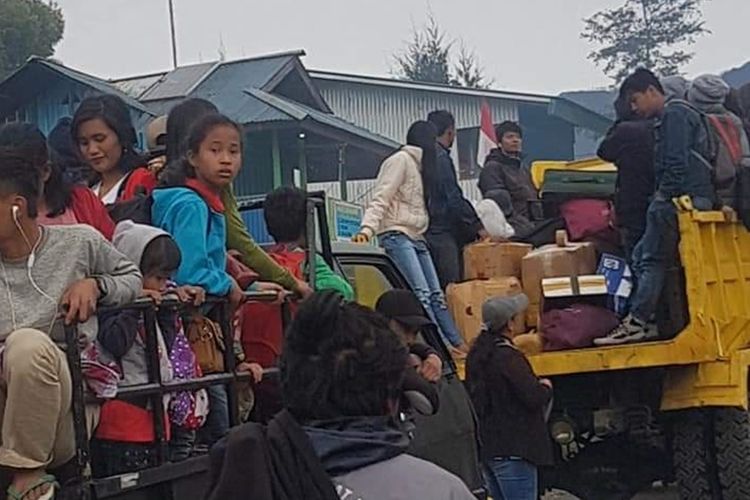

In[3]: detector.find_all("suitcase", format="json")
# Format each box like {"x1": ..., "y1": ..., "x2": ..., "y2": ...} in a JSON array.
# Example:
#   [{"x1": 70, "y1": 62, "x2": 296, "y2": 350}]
[{"x1": 540, "y1": 170, "x2": 617, "y2": 217}]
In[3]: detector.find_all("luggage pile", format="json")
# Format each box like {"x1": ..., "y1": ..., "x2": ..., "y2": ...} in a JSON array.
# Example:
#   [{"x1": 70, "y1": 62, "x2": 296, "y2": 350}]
[{"x1": 448, "y1": 160, "x2": 643, "y2": 353}]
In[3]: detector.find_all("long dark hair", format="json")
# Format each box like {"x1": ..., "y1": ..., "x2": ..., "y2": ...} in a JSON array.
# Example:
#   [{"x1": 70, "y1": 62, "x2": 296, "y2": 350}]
[
  {"x1": 405, "y1": 120, "x2": 439, "y2": 207},
  {"x1": 159, "y1": 113, "x2": 243, "y2": 187},
  {"x1": 71, "y1": 94, "x2": 144, "y2": 183},
  {"x1": 464, "y1": 330, "x2": 499, "y2": 418},
  {"x1": 165, "y1": 98, "x2": 219, "y2": 163},
  {"x1": 0, "y1": 123, "x2": 72, "y2": 217}
]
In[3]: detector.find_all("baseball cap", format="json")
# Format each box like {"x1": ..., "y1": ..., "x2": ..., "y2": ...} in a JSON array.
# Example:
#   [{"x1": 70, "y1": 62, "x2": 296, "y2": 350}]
[
  {"x1": 146, "y1": 115, "x2": 167, "y2": 153},
  {"x1": 375, "y1": 290, "x2": 434, "y2": 328},
  {"x1": 482, "y1": 293, "x2": 529, "y2": 332}
]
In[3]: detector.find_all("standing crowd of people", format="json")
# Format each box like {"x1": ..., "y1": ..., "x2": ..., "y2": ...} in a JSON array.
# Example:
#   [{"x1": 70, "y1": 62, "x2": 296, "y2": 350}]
[{"x1": 0, "y1": 64, "x2": 748, "y2": 500}]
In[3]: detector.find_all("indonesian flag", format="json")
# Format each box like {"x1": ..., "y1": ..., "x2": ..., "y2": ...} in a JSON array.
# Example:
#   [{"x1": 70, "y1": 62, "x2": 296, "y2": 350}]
[{"x1": 477, "y1": 100, "x2": 497, "y2": 168}]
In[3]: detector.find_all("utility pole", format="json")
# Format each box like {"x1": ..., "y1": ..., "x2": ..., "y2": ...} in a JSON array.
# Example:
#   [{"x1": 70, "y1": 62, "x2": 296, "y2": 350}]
[{"x1": 168, "y1": 0, "x2": 178, "y2": 68}]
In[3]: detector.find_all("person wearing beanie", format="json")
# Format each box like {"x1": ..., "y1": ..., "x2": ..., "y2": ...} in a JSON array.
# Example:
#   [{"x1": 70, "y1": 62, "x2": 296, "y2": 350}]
[
  {"x1": 465, "y1": 294, "x2": 553, "y2": 500},
  {"x1": 478, "y1": 121, "x2": 536, "y2": 235},
  {"x1": 688, "y1": 74, "x2": 731, "y2": 114}
]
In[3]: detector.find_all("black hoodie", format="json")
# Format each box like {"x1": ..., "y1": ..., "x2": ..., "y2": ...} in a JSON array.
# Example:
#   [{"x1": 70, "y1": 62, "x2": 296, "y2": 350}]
[
  {"x1": 478, "y1": 148, "x2": 537, "y2": 232},
  {"x1": 597, "y1": 119, "x2": 655, "y2": 233}
]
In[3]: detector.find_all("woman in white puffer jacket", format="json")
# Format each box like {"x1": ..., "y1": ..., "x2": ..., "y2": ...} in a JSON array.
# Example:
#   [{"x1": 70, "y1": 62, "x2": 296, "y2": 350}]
[{"x1": 355, "y1": 121, "x2": 467, "y2": 353}]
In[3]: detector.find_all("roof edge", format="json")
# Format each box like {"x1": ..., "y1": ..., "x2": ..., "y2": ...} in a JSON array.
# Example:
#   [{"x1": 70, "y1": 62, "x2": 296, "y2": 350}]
[{"x1": 309, "y1": 69, "x2": 552, "y2": 103}]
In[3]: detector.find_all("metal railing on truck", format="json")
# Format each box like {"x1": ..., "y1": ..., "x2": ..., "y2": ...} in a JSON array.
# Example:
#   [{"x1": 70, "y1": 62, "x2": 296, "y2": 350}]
[{"x1": 61, "y1": 291, "x2": 289, "y2": 500}]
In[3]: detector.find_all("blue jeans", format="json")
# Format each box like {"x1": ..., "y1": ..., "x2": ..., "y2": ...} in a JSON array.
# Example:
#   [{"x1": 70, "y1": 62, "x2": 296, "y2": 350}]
[
  {"x1": 629, "y1": 197, "x2": 711, "y2": 323},
  {"x1": 379, "y1": 232, "x2": 464, "y2": 347},
  {"x1": 483, "y1": 457, "x2": 538, "y2": 500},
  {"x1": 200, "y1": 385, "x2": 229, "y2": 446}
]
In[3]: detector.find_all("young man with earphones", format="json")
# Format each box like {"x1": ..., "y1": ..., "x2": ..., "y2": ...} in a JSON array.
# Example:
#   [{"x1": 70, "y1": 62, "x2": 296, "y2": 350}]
[{"x1": 0, "y1": 150, "x2": 142, "y2": 500}]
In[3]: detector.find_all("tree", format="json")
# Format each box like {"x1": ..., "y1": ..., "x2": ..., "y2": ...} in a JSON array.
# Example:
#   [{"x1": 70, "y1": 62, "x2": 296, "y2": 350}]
[
  {"x1": 451, "y1": 43, "x2": 491, "y2": 89},
  {"x1": 0, "y1": 0, "x2": 65, "y2": 78},
  {"x1": 394, "y1": 15, "x2": 452, "y2": 85},
  {"x1": 581, "y1": 0, "x2": 708, "y2": 84},
  {"x1": 394, "y1": 15, "x2": 490, "y2": 89}
]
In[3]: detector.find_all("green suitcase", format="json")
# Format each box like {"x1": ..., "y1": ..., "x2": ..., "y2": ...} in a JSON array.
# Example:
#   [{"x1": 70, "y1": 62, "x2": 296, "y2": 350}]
[
  {"x1": 539, "y1": 170, "x2": 617, "y2": 217},
  {"x1": 540, "y1": 170, "x2": 617, "y2": 198}
]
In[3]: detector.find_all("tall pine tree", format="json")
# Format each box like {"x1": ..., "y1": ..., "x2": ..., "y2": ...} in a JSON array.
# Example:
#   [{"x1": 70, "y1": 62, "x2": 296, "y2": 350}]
[
  {"x1": 582, "y1": 0, "x2": 708, "y2": 84},
  {"x1": 394, "y1": 15, "x2": 490, "y2": 89}
]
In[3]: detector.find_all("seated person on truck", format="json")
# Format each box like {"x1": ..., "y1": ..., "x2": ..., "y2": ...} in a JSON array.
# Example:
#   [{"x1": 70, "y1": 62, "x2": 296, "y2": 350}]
[
  {"x1": 206, "y1": 291, "x2": 476, "y2": 500},
  {"x1": 241, "y1": 186, "x2": 354, "y2": 368},
  {"x1": 597, "y1": 68, "x2": 716, "y2": 346},
  {"x1": 479, "y1": 121, "x2": 537, "y2": 235},
  {"x1": 92, "y1": 221, "x2": 211, "y2": 476},
  {"x1": 465, "y1": 294, "x2": 553, "y2": 500},
  {"x1": 0, "y1": 150, "x2": 142, "y2": 500}
]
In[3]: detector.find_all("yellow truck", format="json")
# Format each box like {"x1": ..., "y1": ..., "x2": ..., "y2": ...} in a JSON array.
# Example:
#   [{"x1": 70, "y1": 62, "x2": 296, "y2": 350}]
[{"x1": 525, "y1": 160, "x2": 750, "y2": 499}]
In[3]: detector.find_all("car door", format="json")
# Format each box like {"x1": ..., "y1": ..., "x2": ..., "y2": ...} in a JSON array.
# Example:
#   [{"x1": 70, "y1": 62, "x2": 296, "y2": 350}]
[{"x1": 335, "y1": 252, "x2": 485, "y2": 497}]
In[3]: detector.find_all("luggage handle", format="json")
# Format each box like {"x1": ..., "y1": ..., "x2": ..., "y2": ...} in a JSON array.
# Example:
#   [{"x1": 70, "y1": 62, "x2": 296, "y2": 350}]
[{"x1": 559, "y1": 175, "x2": 603, "y2": 183}]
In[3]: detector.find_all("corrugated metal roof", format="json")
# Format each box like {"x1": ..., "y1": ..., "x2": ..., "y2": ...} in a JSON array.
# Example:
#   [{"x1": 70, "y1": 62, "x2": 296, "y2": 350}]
[
  {"x1": 0, "y1": 57, "x2": 154, "y2": 115},
  {"x1": 140, "y1": 61, "x2": 218, "y2": 101},
  {"x1": 243, "y1": 88, "x2": 398, "y2": 150},
  {"x1": 313, "y1": 77, "x2": 518, "y2": 143},
  {"x1": 111, "y1": 73, "x2": 167, "y2": 99}
]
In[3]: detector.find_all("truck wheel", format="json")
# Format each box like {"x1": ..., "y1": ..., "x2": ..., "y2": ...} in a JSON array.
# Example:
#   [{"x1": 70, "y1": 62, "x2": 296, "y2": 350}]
[
  {"x1": 672, "y1": 410, "x2": 721, "y2": 500},
  {"x1": 714, "y1": 407, "x2": 750, "y2": 499}
]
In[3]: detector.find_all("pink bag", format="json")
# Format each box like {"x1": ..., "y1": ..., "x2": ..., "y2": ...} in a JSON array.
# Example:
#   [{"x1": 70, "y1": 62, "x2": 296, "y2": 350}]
[
  {"x1": 560, "y1": 199, "x2": 613, "y2": 241},
  {"x1": 541, "y1": 304, "x2": 620, "y2": 351}
]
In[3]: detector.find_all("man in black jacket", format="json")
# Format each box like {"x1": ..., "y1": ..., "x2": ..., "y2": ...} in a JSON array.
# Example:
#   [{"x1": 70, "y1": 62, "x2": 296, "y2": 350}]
[
  {"x1": 426, "y1": 110, "x2": 486, "y2": 288},
  {"x1": 597, "y1": 95, "x2": 655, "y2": 260},
  {"x1": 478, "y1": 121, "x2": 537, "y2": 235}
]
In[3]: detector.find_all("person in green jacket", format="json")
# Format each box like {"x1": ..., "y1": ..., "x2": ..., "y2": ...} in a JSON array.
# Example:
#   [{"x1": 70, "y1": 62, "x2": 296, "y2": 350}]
[
  {"x1": 263, "y1": 186, "x2": 354, "y2": 300},
  {"x1": 163, "y1": 98, "x2": 311, "y2": 297}
]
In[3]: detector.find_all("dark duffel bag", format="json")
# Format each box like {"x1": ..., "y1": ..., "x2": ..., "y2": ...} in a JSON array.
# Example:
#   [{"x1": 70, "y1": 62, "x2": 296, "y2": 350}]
[{"x1": 541, "y1": 304, "x2": 620, "y2": 351}]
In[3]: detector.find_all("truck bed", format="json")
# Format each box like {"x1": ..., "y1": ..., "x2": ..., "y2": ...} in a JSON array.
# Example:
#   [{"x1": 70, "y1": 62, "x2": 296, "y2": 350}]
[{"x1": 530, "y1": 211, "x2": 750, "y2": 377}]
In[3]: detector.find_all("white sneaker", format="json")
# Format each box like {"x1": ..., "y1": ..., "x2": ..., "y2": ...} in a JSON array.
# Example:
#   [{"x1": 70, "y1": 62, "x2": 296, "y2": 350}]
[{"x1": 594, "y1": 316, "x2": 648, "y2": 346}]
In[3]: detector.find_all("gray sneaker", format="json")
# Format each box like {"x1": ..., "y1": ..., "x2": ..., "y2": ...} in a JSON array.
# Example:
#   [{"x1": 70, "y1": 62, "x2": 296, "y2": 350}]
[{"x1": 594, "y1": 316, "x2": 648, "y2": 346}]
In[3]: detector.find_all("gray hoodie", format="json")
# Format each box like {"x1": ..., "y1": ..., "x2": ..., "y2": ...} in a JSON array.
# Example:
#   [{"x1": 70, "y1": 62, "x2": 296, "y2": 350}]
[
  {"x1": 661, "y1": 75, "x2": 690, "y2": 103},
  {"x1": 105, "y1": 221, "x2": 174, "y2": 387}
]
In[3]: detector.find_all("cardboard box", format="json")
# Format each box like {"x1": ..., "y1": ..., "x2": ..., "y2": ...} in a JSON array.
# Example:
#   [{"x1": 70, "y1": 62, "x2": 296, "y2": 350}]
[
  {"x1": 464, "y1": 242, "x2": 532, "y2": 280},
  {"x1": 446, "y1": 278, "x2": 526, "y2": 343},
  {"x1": 521, "y1": 242, "x2": 597, "y2": 326}
]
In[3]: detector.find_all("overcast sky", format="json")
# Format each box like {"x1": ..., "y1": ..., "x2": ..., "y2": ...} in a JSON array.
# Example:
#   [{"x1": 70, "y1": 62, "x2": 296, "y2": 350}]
[{"x1": 53, "y1": 0, "x2": 750, "y2": 95}]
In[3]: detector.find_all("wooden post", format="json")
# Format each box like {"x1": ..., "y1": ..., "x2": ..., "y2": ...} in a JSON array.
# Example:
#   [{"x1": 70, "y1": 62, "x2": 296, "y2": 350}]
[
  {"x1": 298, "y1": 132, "x2": 307, "y2": 190},
  {"x1": 272, "y1": 130, "x2": 282, "y2": 188}
]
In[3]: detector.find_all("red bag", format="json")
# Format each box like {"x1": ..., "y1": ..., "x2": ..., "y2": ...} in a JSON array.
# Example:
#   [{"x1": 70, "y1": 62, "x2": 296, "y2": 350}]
[
  {"x1": 541, "y1": 304, "x2": 619, "y2": 351},
  {"x1": 226, "y1": 250, "x2": 260, "y2": 290},
  {"x1": 560, "y1": 199, "x2": 613, "y2": 241}
]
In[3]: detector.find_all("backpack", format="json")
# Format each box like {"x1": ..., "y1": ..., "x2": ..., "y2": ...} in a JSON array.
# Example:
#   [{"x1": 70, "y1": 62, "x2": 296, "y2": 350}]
[
  {"x1": 108, "y1": 190, "x2": 154, "y2": 225},
  {"x1": 704, "y1": 113, "x2": 748, "y2": 209},
  {"x1": 186, "y1": 314, "x2": 226, "y2": 374}
]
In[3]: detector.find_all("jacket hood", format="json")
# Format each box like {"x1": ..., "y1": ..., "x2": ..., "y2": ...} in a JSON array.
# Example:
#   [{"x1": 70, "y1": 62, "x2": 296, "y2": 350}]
[
  {"x1": 689, "y1": 74, "x2": 730, "y2": 110},
  {"x1": 304, "y1": 416, "x2": 409, "y2": 477},
  {"x1": 661, "y1": 76, "x2": 690, "y2": 102},
  {"x1": 113, "y1": 220, "x2": 170, "y2": 269},
  {"x1": 400, "y1": 144, "x2": 424, "y2": 167}
]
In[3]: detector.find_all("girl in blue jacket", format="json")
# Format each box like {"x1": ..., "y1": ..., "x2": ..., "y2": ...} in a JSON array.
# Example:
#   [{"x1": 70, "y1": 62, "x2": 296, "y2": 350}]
[
  {"x1": 151, "y1": 113, "x2": 245, "y2": 306},
  {"x1": 151, "y1": 113, "x2": 247, "y2": 443}
]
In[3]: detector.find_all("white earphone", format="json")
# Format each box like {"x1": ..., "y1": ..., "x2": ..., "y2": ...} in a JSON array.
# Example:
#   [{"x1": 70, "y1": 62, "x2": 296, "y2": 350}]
[{"x1": 11, "y1": 205, "x2": 19, "y2": 221}]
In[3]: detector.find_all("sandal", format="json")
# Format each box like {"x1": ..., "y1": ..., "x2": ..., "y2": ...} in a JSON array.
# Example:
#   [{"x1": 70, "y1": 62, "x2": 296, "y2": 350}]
[{"x1": 7, "y1": 473, "x2": 58, "y2": 500}]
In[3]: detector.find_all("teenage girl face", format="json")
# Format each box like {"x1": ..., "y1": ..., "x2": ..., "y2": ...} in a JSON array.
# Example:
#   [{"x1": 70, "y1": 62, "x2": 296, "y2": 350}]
[
  {"x1": 188, "y1": 125, "x2": 242, "y2": 190},
  {"x1": 76, "y1": 118, "x2": 124, "y2": 176}
]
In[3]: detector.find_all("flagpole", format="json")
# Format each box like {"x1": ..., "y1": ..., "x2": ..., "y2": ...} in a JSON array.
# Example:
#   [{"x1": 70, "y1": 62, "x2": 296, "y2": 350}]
[{"x1": 168, "y1": 0, "x2": 178, "y2": 68}]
